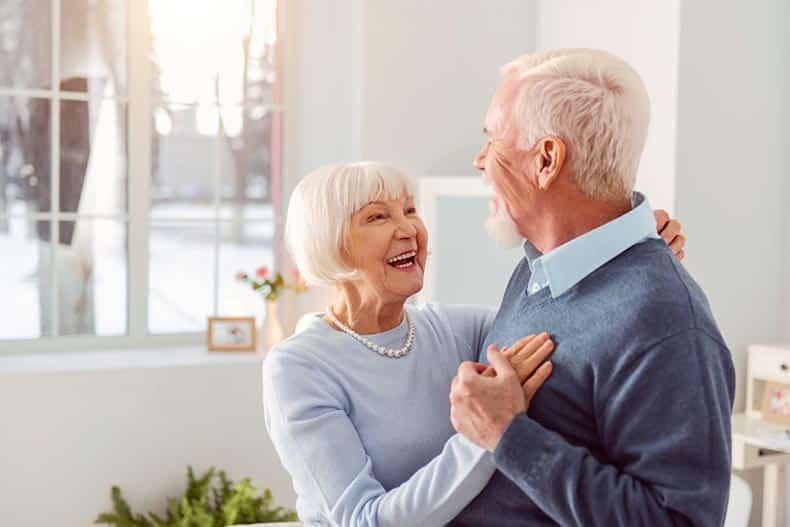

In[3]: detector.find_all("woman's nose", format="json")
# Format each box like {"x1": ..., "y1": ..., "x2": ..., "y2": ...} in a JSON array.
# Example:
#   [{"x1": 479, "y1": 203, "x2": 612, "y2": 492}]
[{"x1": 395, "y1": 216, "x2": 417, "y2": 238}]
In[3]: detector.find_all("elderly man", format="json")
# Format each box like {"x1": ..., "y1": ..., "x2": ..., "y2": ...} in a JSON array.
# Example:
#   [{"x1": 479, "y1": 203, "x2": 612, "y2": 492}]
[{"x1": 448, "y1": 49, "x2": 735, "y2": 526}]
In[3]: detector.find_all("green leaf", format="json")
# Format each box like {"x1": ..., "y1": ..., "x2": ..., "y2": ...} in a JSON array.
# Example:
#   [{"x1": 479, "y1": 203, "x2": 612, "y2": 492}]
[{"x1": 95, "y1": 466, "x2": 298, "y2": 527}]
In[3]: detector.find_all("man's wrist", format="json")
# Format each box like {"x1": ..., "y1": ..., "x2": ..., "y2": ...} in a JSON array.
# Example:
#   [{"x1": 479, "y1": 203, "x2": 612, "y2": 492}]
[
  {"x1": 488, "y1": 411, "x2": 522, "y2": 452},
  {"x1": 493, "y1": 412, "x2": 535, "y2": 462}
]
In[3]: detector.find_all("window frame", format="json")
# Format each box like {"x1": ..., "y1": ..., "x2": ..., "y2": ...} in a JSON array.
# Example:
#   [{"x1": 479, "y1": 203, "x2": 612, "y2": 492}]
[{"x1": 0, "y1": 0, "x2": 288, "y2": 353}]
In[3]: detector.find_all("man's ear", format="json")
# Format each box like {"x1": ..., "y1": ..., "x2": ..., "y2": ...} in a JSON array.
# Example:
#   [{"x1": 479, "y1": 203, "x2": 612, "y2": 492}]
[{"x1": 535, "y1": 137, "x2": 566, "y2": 190}]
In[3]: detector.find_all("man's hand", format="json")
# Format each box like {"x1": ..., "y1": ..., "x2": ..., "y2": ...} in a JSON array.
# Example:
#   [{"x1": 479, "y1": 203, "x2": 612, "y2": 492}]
[
  {"x1": 450, "y1": 345, "x2": 552, "y2": 452},
  {"x1": 654, "y1": 209, "x2": 685, "y2": 260}
]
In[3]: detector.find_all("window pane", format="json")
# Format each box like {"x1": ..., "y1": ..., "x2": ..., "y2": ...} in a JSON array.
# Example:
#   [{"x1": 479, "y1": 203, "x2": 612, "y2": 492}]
[
  {"x1": 0, "y1": 217, "x2": 46, "y2": 339},
  {"x1": 218, "y1": 220, "x2": 275, "y2": 322},
  {"x1": 0, "y1": 0, "x2": 51, "y2": 89},
  {"x1": 150, "y1": 102, "x2": 217, "y2": 220},
  {"x1": 149, "y1": 0, "x2": 278, "y2": 105},
  {"x1": 0, "y1": 96, "x2": 51, "y2": 216},
  {"x1": 52, "y1": 218, "x2": 127, "y2": 336},
  {"x1": 217, "y1": 104, "x2": 277, "y2": 221},
  {"x1": 0, "y1": 95, "x2": 128, "y2": 221},
  {"x1": 59, "y1": 0, "x2": 128, "y2": 96},
  {"x1": 60, "y1": 98, "x2": 127, "y2": 215},
  {"x1": 149, "y1": 222, "x2": 214, "y2": 333}
]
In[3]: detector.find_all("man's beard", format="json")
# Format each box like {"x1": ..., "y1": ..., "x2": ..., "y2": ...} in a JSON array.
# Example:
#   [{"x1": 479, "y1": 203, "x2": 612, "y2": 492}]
[{"x1": 485, "y1": 197, "x2": 524, "y2": 248}]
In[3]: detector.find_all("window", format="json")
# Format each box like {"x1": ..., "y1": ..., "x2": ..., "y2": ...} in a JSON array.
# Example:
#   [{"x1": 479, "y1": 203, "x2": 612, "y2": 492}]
[{"x1": 0, "y1": 0, "x2": 282, "y2": 348}]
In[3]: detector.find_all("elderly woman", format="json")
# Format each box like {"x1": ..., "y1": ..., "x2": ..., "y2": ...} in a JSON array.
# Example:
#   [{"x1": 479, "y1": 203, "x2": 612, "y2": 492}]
[{"x1": 263, "y1": 162, "x2": 684, "y2": 527}]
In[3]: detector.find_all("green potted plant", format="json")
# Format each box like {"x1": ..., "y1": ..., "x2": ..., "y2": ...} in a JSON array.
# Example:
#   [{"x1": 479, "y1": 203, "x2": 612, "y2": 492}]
[{"x1": 95, "y1": 466, "x2": 298, "y2": 527}]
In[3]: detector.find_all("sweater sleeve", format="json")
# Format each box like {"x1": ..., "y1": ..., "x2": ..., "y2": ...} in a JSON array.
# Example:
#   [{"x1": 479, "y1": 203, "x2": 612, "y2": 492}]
[
  {"x1": 491, "y1": 328, "x2": 735, "y2": 526},
  {"x1": 263, "y1": 350, "x2": 496, "y2": 527},
  {"x1": 437, "y1": 304, "x2": 497, "y2": 362}
]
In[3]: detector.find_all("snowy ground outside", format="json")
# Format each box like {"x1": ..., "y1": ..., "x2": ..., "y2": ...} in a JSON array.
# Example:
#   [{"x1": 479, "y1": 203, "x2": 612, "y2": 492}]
[{"x1": 0, "y1": 206, "x2": 274, "y2": 340}]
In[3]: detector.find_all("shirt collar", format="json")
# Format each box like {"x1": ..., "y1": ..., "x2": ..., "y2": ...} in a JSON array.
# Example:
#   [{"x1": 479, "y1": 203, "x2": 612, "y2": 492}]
[{"x1": 524, "y1": 192, "x2": 659, "y2": 298}]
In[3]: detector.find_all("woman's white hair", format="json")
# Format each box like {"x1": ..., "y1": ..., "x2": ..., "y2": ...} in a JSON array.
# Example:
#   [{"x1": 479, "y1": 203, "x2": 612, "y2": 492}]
[
  {"x1": 502, "y1": 48, "x2": 650, "y2": 200},
  {"x1": 285, "y1": 161, "x2": 416, "y2": 286}
]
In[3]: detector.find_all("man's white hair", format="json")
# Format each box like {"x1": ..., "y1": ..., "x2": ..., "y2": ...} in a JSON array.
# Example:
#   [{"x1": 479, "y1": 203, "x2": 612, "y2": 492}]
[
  {"x1": 502, "y1": 48, "x2": 650, "y2": 200},
  {"x1": 285, "y1": 161, "x2": 416, "y2": 286}
]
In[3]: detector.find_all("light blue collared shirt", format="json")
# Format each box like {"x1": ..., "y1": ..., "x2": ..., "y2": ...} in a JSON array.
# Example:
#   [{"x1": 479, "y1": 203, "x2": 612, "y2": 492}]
[{"x1": 525, "y1": 192, "x2": 659, "y2": 298}]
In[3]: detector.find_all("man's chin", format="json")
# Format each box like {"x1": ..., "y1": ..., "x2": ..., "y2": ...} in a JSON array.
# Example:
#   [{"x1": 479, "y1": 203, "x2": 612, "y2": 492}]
[{"x1": 485, "y1": 213, "x2": 525, "y2": 249}]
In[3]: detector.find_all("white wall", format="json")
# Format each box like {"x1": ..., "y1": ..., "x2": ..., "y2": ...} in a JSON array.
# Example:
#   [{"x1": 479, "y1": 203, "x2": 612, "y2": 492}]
[
  {"x1": 359, "y1": 0, "x2": 537, "y2": 177},
  {"x1": 785, "y1": 3, "x2": 790, "y2": 518},
  {"x1": 286, "y1": 0, "x2": 538, "y2": 181},
  {"x1": 534, "y1": 0, "x2": 681, "y2": 213},
  {"x1": 784, "y1": 0, "x2": 790, "y2": 344},
  {"x1": 675, "y1": 0, "x2": 787, "y2": 414},
  {"x1": 291, "y1": 0, "x2": 357, "y2": 175},
  {"x1": 674, "y1": 1, "x2": 788, "y2": 525},
  {"x1": 0, "y1": 356, "x2": 296, "y2": 527}
]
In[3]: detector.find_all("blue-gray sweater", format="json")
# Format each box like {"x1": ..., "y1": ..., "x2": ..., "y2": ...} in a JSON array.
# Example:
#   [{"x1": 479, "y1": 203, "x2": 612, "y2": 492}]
[{"x1": 451, "y1": 238, "x2": 736, "y2": 526}]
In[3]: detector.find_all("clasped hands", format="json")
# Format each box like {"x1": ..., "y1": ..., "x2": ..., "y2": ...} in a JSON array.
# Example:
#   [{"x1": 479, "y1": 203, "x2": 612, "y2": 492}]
[{"x1": 450, "y1": 333, "x2": 555, "y2": 452}]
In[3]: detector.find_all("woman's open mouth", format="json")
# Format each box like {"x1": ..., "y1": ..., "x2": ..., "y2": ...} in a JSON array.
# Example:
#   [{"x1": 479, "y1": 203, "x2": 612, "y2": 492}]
[{"x1": 386, "y1": 250, "x2": 418, "y2": 271}]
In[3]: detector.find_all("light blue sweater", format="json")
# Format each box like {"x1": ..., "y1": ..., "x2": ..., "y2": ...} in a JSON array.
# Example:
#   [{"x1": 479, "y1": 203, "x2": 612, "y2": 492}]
[{"x1": 262, "y1": 303, "x2": 497, "y2": 526}]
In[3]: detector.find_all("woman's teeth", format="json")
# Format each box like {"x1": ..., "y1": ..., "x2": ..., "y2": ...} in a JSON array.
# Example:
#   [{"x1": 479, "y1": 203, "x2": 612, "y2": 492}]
[{"x1": 386, "y1": 251, "x2": 417, "y2": 269}]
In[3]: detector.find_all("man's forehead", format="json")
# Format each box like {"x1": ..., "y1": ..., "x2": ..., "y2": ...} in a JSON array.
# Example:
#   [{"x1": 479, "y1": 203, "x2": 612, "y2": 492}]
[{"x1": 485, "y1": 76, "x2": 522, "y2": 136}]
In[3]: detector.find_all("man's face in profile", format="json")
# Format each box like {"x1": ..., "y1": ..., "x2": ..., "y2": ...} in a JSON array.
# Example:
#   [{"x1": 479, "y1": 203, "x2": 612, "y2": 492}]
[{"x1": 474, "y1": 76, "x2": 527, "y2": 248}]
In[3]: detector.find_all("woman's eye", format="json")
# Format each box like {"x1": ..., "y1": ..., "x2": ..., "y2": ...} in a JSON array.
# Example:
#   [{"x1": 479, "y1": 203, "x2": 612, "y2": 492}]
[
  {"x1": 406, "y1": 207, "x2": 417, "y2": 215},
  {"x1": 368, "y1": 214, "x2": 385, "y2": 222}
]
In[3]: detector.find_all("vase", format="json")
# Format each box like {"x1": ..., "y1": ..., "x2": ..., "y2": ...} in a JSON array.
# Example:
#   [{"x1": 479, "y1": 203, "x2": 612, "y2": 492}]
[{"x1": 261, "y1": 300, "x2": 285, "y2": 351}]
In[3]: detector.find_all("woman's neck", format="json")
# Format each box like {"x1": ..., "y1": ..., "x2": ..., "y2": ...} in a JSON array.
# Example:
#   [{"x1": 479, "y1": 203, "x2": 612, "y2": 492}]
[{"x1": 328, "y1": 286, "x2": 405, "y2": 335}]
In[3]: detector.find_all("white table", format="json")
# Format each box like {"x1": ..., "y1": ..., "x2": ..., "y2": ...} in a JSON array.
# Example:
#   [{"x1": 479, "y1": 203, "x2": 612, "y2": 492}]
[{"x1": 732, "y1": 413, "x2": 790, "y2": 526}]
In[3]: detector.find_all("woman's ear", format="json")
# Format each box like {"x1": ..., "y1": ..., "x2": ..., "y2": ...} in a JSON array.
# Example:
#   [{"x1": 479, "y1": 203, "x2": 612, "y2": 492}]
[
  {"x1": 339, "y1": 232, "x2": 354, "y2": 269},
  {"x1": 536, "y1": 137, "x2": 567, "y2": 190}
]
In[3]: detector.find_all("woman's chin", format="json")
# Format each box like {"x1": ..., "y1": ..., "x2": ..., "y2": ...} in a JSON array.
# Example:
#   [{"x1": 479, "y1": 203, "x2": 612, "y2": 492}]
[
  {"x1": 386, "y1": 266, "x2": 424, "y2": 298},
  {"x1": 405, "y1": 279, "x2": 424, "y2": 298}
]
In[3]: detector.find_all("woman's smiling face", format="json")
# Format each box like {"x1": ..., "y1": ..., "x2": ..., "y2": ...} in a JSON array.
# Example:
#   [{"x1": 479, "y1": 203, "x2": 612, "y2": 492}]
[{"x1": 344, "y1": 194, "x2": 429, "y2": 302}]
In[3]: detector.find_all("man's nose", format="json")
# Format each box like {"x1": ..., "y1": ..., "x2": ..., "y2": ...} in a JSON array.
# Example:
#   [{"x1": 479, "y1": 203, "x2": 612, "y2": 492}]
[{"x1": 473, "y1": 143, "x2": 488, "y2": 170}]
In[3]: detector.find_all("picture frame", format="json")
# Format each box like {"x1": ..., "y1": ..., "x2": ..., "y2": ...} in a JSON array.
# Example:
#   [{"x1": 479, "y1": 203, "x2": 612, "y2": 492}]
[
  {"x1": 417, "y1": 175, "x2": 524, "y2": 307},
  {"x1": 206, "y1": 317, "x2": 257, "y2": 352},
  {"x1": 761, "y1": 381, "x2": 790, "y2": 425}
]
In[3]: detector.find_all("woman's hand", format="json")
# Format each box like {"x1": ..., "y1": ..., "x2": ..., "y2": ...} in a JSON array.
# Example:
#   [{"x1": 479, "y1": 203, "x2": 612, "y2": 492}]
[
  {"x1": 495, "y1": 333, "x2": 554, "y2": 382},
  {"x1": 654, "y1": 209, "x2": 686, "y2": 260},
  {"x1": 480, "y1": 333, "x2": 555, "y2": 411}
]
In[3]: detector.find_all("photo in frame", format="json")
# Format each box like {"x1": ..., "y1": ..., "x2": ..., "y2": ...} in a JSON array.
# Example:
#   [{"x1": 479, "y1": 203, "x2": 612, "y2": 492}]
[
  {"x1": 761, "y1": 381, "x2": 790, "y2": 425},
  {"x1": 206, "y1": 317, "x2": 257, "y2": 352}
]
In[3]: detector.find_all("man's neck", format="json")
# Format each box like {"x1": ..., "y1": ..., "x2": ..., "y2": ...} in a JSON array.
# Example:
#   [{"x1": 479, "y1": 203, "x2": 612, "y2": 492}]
[{"x1": 516, "y1": 195, "x2": 632, "y2": 255}]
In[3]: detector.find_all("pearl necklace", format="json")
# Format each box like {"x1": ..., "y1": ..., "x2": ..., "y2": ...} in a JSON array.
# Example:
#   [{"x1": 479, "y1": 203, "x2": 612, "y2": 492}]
[{"x1": 325, "y1": 307, "x2": 415, "y2": 359}]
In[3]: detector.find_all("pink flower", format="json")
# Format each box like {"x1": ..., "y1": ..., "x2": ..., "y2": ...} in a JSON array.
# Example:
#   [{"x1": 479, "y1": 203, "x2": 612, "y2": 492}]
[
  {"x1": 235, "y1": 271, "x2": 248, "y2": 282},
  {"x1": 256, "y1": 266, "x2": 269, "y2": 279}
]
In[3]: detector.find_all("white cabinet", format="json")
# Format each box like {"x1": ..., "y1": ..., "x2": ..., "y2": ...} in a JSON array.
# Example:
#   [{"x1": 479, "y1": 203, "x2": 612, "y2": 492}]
[{"x1": 732, "y1": 345, "x2": 790, "y2": 527}]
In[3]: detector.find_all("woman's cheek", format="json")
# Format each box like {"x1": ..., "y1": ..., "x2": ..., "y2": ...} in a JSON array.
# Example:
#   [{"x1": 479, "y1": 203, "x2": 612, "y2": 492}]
[
  {"x1": 418, "y1": 228, "x2": 429, "y2": 267},
  {"x1": 416, "y1": 221, "x2": 428, "y2": 248}
]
